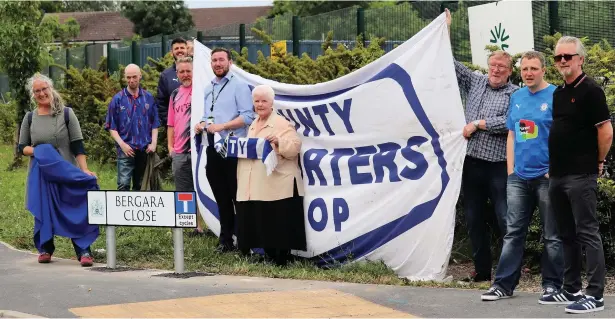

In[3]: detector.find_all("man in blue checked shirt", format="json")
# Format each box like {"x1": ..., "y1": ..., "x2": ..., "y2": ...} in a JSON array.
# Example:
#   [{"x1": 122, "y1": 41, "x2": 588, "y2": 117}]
[
  {"x1": 105, "y1": 64, "x2": 160, "y2": 191},
  {"x1": 194, "y1": 48, "x2": 255, "y2": 253},
  {"x1": 446, "y1": 9, "x2": 519, "y2": 283}
]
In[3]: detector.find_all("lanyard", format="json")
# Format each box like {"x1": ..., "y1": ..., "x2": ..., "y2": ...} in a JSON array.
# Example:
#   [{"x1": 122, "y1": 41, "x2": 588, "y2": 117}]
[{"x1": 210, "y1": 75, "x2": 233, "y2": 113}]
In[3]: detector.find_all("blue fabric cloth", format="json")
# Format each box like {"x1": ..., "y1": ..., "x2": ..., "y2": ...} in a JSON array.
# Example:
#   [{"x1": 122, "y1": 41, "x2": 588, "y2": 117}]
[
  {"x1": 105, "y1": 87, "x2": 160, "y2": 154},
  {"x1": 200, "y1": 72, "x2": 255, "y2": 139},
  {"x1": 27, "y1": 144, "x2": 100, "y2": 253},
  {"x1": 213, "y1": 133, "x2": 278, "y2": 175},
  {"x1": 506, "y1": 84, "x2": 556, "y2": 180}
]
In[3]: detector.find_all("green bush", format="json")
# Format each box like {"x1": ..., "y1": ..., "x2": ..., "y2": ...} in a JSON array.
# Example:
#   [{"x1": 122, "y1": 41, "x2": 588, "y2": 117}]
[{"x1": 0, "y1": 100, "x2": 16, "y2": 144}]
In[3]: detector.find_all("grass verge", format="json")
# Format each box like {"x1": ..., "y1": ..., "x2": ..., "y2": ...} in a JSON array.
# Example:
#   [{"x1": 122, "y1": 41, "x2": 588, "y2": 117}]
[{"x1": 0, "y1": 144, "x2": 492, "y2": 289}]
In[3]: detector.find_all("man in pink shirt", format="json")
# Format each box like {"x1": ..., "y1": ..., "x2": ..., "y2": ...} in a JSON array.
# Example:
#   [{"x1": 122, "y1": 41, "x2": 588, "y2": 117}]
[{"x1": 167, "y1": 57, "x2": 204, "y2": 234}]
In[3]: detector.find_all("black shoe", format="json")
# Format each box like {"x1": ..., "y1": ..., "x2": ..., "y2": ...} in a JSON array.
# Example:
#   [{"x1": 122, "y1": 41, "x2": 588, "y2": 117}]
[
  {"x1": 458, "y1": 271, "x2": 491, "y2": 284},
  {"x1": 542, "y1": 285, "x2": 558, "y2": 298},
  {"x1": 481, "y1": 285, "x2": 512, "y2": 301},
  {"x1": 187, "y1": 229, "x2": 205, "y2": 238},
  {"x1": 215, "y1": 244, "x2": 235, "y2": 253},
  {"x1": 539, "y1": 289, "x2": 583, "y2": 305}
]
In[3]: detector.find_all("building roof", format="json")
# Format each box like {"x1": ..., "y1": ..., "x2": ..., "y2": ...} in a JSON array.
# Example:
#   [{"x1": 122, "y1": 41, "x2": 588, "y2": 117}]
[{"x1": 47, "y1": 6, "x2": 272, "y2": 42}]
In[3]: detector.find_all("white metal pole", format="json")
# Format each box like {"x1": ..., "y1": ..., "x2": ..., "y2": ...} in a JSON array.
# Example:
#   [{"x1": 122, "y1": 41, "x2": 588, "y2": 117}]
[
  {"x1": 106, "y1": 225, "x2": 116, "y2": 268},
  {"x1": 173, "y1": 228, "x2": 184, "y2": 273}
]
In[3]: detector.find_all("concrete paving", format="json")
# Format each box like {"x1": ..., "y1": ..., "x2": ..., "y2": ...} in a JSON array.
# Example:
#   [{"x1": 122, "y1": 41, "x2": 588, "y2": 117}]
[{"x1": 1, "y1": 242, "x2": 614, "y2": 318}]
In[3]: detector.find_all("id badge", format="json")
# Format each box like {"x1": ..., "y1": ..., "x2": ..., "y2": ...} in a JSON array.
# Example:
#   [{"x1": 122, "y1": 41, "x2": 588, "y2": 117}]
[{"x1": 206, "y1": 116, "x2": 214, "y2": 126}]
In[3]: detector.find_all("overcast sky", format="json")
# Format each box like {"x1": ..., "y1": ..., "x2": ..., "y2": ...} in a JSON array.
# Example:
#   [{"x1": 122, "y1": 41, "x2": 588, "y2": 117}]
[{"x1": 185, "y1": 0, "x2": 274, "y2": 8}]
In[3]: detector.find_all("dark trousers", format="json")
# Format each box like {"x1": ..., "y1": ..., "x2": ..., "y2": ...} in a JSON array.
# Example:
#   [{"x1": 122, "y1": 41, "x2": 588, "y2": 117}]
[
  {"x1": 117, "y1": 149, "x2": 148, "y2": 191},
  {"x1": 462, "y1": 156, "x2": 508, "y2": 280},
  {"x1": 494, "y1": 173, "x2": 563, "y2": 293},
  {"x1": 206, "y1": 145, "x2": 238, "y2": 248},
  {"x1": 265, "y1": 248, "x2": 291, "y2": 266},
  {"x1": 39, "y1": 237, "x2": 91, "y2": 260},
  {"x1": 549, "y1": 174, "x2": 605, "y2": 299}
]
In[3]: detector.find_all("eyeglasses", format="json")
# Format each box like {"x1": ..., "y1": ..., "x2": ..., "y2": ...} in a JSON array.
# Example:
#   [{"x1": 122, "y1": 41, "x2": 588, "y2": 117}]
[
  {"x1": 488, "y1": 64, "x2": 509, "y2": 71},
  {"x1": 553, "y1": 54, "x2": 579, "y2": 62},
  {"x1": 33, "y1": 87, "x2": 49, "y2": 95}
]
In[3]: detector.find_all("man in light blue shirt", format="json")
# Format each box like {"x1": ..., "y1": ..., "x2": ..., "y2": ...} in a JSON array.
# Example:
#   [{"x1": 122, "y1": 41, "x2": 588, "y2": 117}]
[
  {"x1": 195, "y1": 48, "x2": 255, "y2": 253},
  {"x1": 481, "y1": 51, "x2": 563, "y2": 302}
]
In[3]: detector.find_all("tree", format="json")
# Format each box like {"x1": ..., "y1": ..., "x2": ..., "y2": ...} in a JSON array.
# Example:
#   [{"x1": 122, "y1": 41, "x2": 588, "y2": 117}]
[
  {"x1": 121, "y1": 1, "x2": 194, "y2": 38},
  {"x1": 267, "y1": 1, "x2": 395, "y2": 18},
  {"x1": 40, "y1": 1, "x2": 119, "y2": 13},
  {"x1": 0, "y1": 1, "x2": 80, "y2": 168},
  {"x1": 0, "y1": 1, "x2": 48, "y2": 168},
  {"x1": 40, "y1": 15, "x2": 80, "y2": 48}
]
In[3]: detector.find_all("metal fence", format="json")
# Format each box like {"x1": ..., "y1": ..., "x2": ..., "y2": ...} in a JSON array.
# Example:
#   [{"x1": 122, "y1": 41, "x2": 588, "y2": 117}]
[{"x1": 2, "y1": 0, "x2": 615, "y2": 95}]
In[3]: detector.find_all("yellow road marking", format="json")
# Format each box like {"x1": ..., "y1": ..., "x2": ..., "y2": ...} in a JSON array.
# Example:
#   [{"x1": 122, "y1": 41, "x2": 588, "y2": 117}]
[{"x1": 69, "y1": 288, "x2": 416, "y2": 318}]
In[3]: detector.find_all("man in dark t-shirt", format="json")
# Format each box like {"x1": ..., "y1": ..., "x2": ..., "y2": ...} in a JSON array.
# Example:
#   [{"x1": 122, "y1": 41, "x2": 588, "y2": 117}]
[{"x1": 541, "y1": 36, "x2": 613, "y2": 314}]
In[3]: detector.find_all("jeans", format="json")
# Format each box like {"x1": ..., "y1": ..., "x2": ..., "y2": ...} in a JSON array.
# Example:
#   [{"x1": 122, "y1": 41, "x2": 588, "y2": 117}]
[
  {"x1": 117, "y1": 149, "x2": 147, "y2": 191},
  {"x1": 493, "y1": 173, "x2": 563, "y2": 293},
  {"x1": 549, "y1": 174, "x2": 605, "y2": 299},
  {"x1": 205, "y1": 145, "x2": 238, "y2": 248},
  {"x1": 462, "y1": 156, "x2": 508, "y2": 280}
]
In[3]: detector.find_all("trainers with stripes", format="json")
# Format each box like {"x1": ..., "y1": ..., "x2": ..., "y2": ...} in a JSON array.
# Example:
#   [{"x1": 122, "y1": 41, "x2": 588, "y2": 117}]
[
  {"x1": 481, "y1": 286, "x2": 512, "y2": 301},
  {"x1": 565, "y1": 296, "x2": 604, "y2": 314},
  {"x1": 539, "y1": 289, "x2": 583, "y2": 305},
  {"x1": 542, "y1": 285, "x2": 557, "y2": 297}
]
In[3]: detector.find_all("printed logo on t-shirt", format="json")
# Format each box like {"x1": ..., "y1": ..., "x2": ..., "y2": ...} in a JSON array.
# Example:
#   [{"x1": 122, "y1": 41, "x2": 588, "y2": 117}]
[
  {"x1": 540, "y1": 103, "x2": 548, "y2": 111},
  {"x1": 515, "y1": 119, "x2": 538, "y2": 142}
]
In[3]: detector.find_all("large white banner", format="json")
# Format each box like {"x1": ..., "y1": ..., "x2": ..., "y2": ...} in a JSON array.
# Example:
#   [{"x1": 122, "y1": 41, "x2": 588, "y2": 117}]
[{"x1": 190, "y1": 13, "x2": 467, "y2": 281}]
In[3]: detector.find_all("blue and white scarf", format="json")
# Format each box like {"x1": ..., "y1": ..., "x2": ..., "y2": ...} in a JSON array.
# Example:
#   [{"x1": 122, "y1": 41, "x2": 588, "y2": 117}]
[{"x1": 205, "y1": 132, "x2": 278, "y2": 176}]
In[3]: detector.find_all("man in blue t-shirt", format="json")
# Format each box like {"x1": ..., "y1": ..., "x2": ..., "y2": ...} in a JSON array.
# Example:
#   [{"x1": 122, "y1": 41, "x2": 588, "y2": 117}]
[
  {"x1": 481, "y1": 51, "x2": 564, "y2": 302},
  {"x1": 105, "y1": 64, "x2": 160, "y2": 191}
]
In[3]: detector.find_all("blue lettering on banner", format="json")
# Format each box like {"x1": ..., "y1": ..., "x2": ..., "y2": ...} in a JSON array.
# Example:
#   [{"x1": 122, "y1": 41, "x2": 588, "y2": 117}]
[
  {"x1": 330, "y1": 148, "x2": 355, "y2": 186},
  {"x1": 308, "y1": 198, "x2": 328, "y2": 231},
  {"x1": 303, "y1": 149, "x2": 329, "y2": 186},
  {"x1": 312, "y1": 104, "x2": 335, "y2": 136},
  {"x1": 348, "y1": 145, "x2": 378, "y2": 185},
  {"x1": 302, "y1": 136, "x2": 430, "y2": 187},
  {"x1": 373, "y1": 142, "x2": 403, "y2": 183},
  {"x1": 308, "y1": 198, "x2": 350, "y2": 232},
  {"x1": 329, "y1": 99, "x2": 354, "y2": 133},
  {"x1": 279, "y1": 98, "x2": 354, "y2": 137},
  {"x1": 238, "y1": 139, "x2": 246, "y2": 155},
  {"x1": 400, "y1": 136, "x2": 429, "y2": 180},
  {"x1": 227, "y1": 136, "x2": 239, "y2": 157},
  {"x1": 333, "y1": 198, "x2": 349, "y2": 232},
  {"x1": 295, "y1": 107, "x2": 321, "y2": 137}
]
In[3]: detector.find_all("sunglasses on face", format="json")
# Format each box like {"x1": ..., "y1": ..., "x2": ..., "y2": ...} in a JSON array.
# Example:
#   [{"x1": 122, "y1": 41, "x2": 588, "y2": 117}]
[{"x1": 554, "y1": 54, "x2": 579, "y2": 62}]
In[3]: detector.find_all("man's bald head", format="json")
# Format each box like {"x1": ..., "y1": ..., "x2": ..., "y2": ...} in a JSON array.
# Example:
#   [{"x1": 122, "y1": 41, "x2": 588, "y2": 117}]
[
  {"x1": 124, "y1": 64, "x2": 142, "y2": 91},
  {"x1": 125, "y1": 64, "x2": 141, "y2": 76}
]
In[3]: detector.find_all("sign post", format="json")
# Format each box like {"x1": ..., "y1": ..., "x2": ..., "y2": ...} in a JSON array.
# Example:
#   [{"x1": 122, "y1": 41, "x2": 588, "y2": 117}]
[
  {"x1": 87, "y1": 191, "x2": 197, "y2": 273},
  {"x1": 106, "y1": 225, "x2": 116, "y2": 268}
]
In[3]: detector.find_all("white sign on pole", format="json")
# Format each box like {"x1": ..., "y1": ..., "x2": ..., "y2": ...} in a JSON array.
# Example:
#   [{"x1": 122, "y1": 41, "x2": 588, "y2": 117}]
[
  {"x1": 468, "y1": 0, "x2": 534, "y2": 68},
  {"x1": 87, "y1": 191, "x2": 197, "y2": 228}
]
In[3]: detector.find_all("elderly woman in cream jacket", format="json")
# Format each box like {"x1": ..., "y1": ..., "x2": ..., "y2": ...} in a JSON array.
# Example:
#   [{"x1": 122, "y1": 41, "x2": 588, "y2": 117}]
[{"x1": 235, "y1": 84, "x2": 307, "y2": 266}]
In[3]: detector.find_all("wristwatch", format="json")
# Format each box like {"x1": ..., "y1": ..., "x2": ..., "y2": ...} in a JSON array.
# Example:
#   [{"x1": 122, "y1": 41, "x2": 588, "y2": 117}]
[{"x1": 472, "y1": 120, "x2": 480, "y2": 128}]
